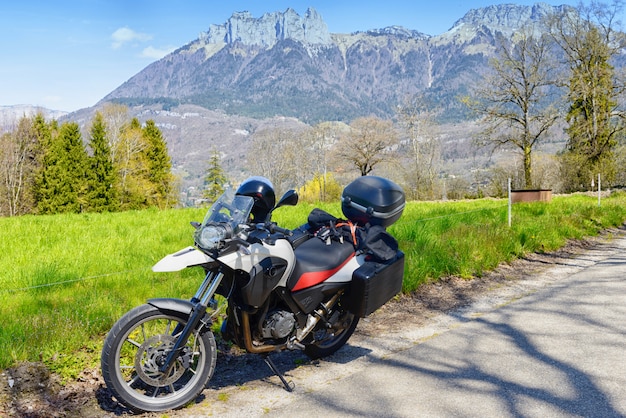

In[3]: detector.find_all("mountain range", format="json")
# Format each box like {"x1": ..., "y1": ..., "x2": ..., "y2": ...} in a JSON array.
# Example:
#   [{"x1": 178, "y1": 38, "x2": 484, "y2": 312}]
[
  {"x1": 2, "y1": 3, "x2": 584, "y2": 199},
  {"x1": 102, "y1": 3, "x2": 572, "y2": 124}
]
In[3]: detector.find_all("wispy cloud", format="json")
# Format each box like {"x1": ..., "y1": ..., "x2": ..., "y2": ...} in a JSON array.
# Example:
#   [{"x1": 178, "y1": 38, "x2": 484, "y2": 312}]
[
  {"x1": 141, "y1": 45, "x2": 176, "y2": 59},
  {"x1": 111, "y1": 27, "x2": 152, "y2": 49}
]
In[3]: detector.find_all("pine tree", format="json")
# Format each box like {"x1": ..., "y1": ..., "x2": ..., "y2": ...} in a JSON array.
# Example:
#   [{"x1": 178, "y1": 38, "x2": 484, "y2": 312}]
[
  {"x1": 34, "y1": 119, "x2": 58, "y2": 214},
  {"x1": 86, "y1": 112, "x2": 119, "y2": 212},
  {"x1": 32, "y1": 113, "x2": 52, "y2": 167},
  {"x1": 32, "y1": 115, "x2": 52, "y2": 213},
  {"x1": 203, "y1": 148, "x2": 227, "y2": 202},
  {"x1": 143, "y1": 120, "x2": 175, "y2": 208},
  {"x1": 36, "y1": 122, "x2": 88, "y2": 214}
]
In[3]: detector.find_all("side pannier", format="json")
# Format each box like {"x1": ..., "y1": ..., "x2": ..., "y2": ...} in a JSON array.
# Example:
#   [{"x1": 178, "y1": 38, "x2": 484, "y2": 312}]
[{"x1": 345, "y1": 251, "x2": 405, "y2": 317}]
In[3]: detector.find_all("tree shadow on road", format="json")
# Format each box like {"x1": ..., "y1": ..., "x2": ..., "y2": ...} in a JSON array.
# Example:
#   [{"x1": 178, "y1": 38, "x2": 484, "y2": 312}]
[{"x1": 298, "y1": 266, "x2": 626, "y2": 417}]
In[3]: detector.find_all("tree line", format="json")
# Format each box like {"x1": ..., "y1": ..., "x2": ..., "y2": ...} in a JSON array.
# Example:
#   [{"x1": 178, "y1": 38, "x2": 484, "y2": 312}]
[{"x1": 0, "y1": 104, "x2": 175, "y2": 217}]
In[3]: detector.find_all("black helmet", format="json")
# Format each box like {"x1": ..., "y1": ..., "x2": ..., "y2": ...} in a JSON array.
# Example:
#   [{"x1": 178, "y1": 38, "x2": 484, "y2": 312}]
[{"x1": 236, "y1": 176, "x2": 276, "y2": 222}]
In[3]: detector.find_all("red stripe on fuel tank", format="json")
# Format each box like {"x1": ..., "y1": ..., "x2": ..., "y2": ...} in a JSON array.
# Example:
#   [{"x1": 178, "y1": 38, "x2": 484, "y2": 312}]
[{"x1": 291, "y1": 253, "x2": 355, "y2": 292}]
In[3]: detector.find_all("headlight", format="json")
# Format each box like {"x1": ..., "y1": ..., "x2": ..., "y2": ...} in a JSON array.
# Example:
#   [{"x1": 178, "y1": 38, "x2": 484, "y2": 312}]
[{"x1": 195, "y1": 224, "x2": 231, "y2": 251}]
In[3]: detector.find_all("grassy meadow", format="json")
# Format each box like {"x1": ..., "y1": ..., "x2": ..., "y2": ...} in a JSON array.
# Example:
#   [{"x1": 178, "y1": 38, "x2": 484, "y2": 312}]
[{"x1": 1, "y1": 192, "x2": 626, "y2": 376}]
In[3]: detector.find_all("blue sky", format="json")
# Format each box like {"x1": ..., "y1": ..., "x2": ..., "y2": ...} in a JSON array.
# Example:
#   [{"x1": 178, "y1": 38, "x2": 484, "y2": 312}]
[{"x1": 0, "y1": 1, "x2": 589, "y2": 112}]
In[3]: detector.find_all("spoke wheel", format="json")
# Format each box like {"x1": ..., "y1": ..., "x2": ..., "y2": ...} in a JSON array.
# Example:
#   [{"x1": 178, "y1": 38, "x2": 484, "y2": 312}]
[
  {"x1": 101, "y1": 304, "x2": 216, "y2": 413},
  {"x1": 304, "y1": 301, "x2": 359, "y2": 360}
]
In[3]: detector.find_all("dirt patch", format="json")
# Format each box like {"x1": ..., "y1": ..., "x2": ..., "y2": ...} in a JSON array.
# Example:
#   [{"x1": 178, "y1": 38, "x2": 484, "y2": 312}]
[
  {"x1": 0, "y1": 363, "x2": 101, "y2": 418},
  {"x1": 1, "y1": 227, "x2": 623, "y2": 417}
]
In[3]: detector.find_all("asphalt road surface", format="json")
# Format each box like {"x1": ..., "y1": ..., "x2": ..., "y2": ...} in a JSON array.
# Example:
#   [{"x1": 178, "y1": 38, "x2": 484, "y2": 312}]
[{"x1": 262, "y1": 235, "x2": 626, "y2": 418}]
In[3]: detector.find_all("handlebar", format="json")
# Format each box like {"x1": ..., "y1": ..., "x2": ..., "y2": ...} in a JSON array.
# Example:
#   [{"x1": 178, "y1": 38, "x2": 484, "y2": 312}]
[{"x1": 267, "y1": 222, "x2": 292, "y2": 237}]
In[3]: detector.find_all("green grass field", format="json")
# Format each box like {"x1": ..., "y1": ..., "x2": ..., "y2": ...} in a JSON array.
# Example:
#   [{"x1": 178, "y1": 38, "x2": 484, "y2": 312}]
[{"x1": 1, "y1": 192, "x2": 626, "y2": 376}]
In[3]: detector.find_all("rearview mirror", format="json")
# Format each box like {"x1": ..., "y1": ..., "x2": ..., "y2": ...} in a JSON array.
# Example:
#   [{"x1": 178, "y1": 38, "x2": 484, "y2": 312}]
[{"x1": 274, "y1": 189, "x2": 298, "y2": 210}]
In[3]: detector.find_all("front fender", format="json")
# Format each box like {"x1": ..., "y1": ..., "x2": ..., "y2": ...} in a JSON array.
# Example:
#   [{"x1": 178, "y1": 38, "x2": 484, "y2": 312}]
[
  {"x1": 148, "y1": 298, "x2": 214, "y2": 334},
  {"x1": 148, "y1": 298, "x2": 194, "y2": 316},
  {"x1": 152, "y1": 246, "x2": 212, "y2": 272}
]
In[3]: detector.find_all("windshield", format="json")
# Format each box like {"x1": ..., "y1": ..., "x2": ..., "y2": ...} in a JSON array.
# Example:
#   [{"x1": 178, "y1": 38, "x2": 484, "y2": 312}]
[
  {"x1": 200, "y1": 189, "x2": 254, "y2": 230},
  {"x1": 194, "y1": 190, "x2": 255, "y2": 253}
]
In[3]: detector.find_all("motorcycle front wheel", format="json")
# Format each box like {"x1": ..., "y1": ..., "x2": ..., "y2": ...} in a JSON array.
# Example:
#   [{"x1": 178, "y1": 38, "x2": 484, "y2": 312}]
[{"x1": 101, "y1": 304, "x2": 217, "y2": 413}]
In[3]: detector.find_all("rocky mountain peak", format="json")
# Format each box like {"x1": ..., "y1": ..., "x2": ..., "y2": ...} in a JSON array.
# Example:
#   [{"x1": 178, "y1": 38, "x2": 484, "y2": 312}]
[
  {"x1": 199, "y1": 7, "x2": 332, "y2": 48},
  {"x1": 449, "y1": 2, "x2": 563, "y2": 35}
]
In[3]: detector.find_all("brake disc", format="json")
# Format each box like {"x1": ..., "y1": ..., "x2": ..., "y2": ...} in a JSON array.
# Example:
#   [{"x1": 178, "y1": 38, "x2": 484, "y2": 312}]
[{"x1": 134, "y1": 334, "x2": 186, "y2": 387}]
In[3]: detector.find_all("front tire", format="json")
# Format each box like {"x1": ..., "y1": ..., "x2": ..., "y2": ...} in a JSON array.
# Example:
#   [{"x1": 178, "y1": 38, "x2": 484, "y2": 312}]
[{"x1": 101, "y1": 304, "x2": 217, "y2": 413}]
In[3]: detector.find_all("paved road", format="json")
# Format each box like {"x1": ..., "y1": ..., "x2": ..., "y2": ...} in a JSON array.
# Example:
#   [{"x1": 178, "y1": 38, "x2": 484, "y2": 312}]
[{"x1": 264, "y1": 236, "x2": 626, "y2": 417}]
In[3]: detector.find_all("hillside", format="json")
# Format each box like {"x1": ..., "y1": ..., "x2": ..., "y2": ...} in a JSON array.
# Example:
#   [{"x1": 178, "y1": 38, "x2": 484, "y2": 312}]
[{"x1": 102, "y1": 3, "x2": 572, "y2": 124}]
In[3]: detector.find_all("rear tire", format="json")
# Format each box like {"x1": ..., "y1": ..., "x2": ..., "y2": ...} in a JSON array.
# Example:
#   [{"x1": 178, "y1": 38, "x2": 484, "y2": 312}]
[
  {"x1": 304, "y1": 303, "x2": 359, "y2": 359},
  {"x1": 101, "y1": 304, "x2": 216, "y2": 413}
]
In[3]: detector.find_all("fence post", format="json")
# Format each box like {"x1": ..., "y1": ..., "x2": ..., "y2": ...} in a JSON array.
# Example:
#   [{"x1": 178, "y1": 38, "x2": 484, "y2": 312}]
[
  {"x1": 508, "y1": 177, "x2": 512, "y2": 227},
  {"x1": 598, "y1": 173, "x2": 601, "y2": 207}
]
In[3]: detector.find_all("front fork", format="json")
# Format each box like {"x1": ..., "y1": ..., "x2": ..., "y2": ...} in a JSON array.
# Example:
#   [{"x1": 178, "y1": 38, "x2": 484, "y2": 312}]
[{"x1": 157, "y1": 270, "x2": 224, "y2": 374}]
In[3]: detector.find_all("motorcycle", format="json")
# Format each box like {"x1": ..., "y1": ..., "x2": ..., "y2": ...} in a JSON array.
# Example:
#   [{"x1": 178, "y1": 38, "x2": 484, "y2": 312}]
[{"x1": 101, "y1": 175, "x2": 406, "y2": 412}]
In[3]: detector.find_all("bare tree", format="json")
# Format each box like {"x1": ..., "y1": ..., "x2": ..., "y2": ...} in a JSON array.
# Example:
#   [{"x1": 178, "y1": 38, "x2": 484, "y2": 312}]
[
  {"x1": 101, "y1": 103, "x2": 130, "y2": 163},
  {"x1": 0, "y1": 116, "x2": 38, "y2": 216},
  {"x1": 248, "y1": 126, "x2": 312, "y2": 194},
  {"x1": 465, "y1": 29, "x2": 561, "y2": 189},
  {"x1": 397, "y1": 94, "x2": 441, "y2": 200},
  {"x1": 309, "y1": 121, "x2": 349, "y2": 199},
  {"x1": 335, "y1": 116, "x2": 399, "y2": 176},
  {"x1": 115, "y1": 118, "x2": 148, "y2": 209}
]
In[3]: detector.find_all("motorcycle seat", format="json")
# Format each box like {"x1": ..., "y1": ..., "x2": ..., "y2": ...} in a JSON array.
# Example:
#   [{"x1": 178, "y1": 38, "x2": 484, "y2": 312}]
[{"x1": 288, "y1": 237, "x2": 355, "y2": 291}]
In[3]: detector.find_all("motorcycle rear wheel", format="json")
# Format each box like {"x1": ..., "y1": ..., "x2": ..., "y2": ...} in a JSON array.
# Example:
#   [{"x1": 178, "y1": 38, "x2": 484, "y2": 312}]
[
  {"x1": 101, "y1": 304, "x2": 217, "y2": 413},
  {"x1": 304, "y1": 306, "x2": 359, "y2": 359}
]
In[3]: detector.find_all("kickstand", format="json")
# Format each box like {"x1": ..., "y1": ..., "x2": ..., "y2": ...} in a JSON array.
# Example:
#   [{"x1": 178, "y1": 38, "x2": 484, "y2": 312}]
[{"x1": 263, "y1": 355, "x2": 295, "y2": 392}]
